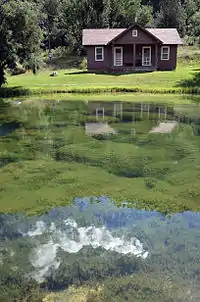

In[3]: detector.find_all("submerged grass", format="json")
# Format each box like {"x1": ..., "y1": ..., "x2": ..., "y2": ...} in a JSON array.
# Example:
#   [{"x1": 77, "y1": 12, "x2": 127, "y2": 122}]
[
  {"x1": 0, "y1": 156, "x2": 198, "y2": 216},
  {"x1": 1, "y1": 98, "x2": 200, "y2": 215}
]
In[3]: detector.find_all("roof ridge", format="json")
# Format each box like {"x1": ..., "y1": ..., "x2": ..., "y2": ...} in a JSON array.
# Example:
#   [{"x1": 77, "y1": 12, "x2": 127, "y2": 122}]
[
  {"x1": 147, "y1": 28, "x2": 178, "y2": 30},
  {"x1": 83, "y1": 28, "x2": 126, "y2": 30},
  {"x1": 83, "y1": 27, "x2": 178, "y2": 30}
]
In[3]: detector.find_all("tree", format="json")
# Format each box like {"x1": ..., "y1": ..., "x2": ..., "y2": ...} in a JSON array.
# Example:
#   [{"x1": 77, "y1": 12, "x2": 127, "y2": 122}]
[
  {"x1": 183, "y1": 0, "x2": 200, "y2": 43},
  {"x1": 156, "y1": 0, "x2": 186, "y2": 36},
  {"x1": 0, "y1": 0, "x2": 43, "y2": 87},
  {"x1": 187, "y1": 11, "x2": 200, "y2": 44}
]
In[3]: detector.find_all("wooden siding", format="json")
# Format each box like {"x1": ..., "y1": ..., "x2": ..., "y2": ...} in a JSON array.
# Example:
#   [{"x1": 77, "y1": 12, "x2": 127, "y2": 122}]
[
  {"x1": 86, "y1": 46, "x2": 110, "y2": 70},
  {"x1": 113, "y1": 25, "x2": 157, "y2": 45},
  {"x1": 157, "y1": 45, "x2": 178, "y2": 70}
]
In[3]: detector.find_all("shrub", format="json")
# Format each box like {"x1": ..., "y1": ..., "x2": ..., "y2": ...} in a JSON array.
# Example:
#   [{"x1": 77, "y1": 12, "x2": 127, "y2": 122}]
[
  {"x1": 79, "y1": 57, "x2": 87, "y2": 70},
  {"x1": 145, "y1": 178, "x2": 156, "y2": 189}
]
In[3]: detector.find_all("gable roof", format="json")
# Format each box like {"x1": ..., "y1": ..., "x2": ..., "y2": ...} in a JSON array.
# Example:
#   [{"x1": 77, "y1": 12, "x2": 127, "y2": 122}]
[
  {"x1": 82, "y1": 26, "x2": 182, "y2": 46},
  {"x1": 107, "y1": 24, "x2": 163, "y2": 45}
]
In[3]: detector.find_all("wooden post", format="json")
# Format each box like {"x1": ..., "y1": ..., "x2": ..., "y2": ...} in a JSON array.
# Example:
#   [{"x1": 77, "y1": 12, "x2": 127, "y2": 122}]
[
  {"x1": 112, "y1": 43, "x2": 114, "y2": 70},
  {"x1": 96, "y1": 108, "x2": 98, "y2": 121},
  {"x1": 158, "y1": 106, "x2": 161, "y2": 120},
  {"x1": 155, "y1": 43, "x2": 158, "y2": 70},
  {"x1": 132, "y1": 103, "x2": 135, "y2": 123},
  {"x1": 113, "y1": 103, "x2": 116, "y2": 118},
  {"x1": 133, "y1": 44, "x2": 136, "y2": 70},
  {"x1": 140, "y1": 103, "x2": 143, "y2": 119},
  {"x1": 120, "y1": 103, "x2": 123, "y2": 120},
  {"x1": 164, "y1": 107, "x2": 167, "y2": 120},
  {"x1": 148, "y1": 104, "x2": 150, "y2": 120}
]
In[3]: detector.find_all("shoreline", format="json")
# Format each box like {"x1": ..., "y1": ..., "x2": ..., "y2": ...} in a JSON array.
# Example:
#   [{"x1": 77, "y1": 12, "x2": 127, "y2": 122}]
[{"x1": 1, "y1": 85, "x2": 200, "y2": 98}]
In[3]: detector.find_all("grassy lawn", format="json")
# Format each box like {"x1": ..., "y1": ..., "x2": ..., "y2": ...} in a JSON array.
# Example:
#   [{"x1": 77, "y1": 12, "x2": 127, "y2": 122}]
[
  {"x1": 5, "y1": 64, "x2": 196, "y2": 93},
  {"x1": 7, "y1": 66, "x2": 191, "y2": 88},
  {"x1": 3, "y1": 63, "x2": 200, "y2": 96}
]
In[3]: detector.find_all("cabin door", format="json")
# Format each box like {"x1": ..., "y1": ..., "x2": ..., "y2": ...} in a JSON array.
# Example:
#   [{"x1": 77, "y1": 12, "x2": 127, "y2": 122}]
[
  {"x1": 114, "y1": 47, "x2": 123, "y2": 66},
  {"x1": 142, "y1": 46, "x2": 151, "y2": 66}
]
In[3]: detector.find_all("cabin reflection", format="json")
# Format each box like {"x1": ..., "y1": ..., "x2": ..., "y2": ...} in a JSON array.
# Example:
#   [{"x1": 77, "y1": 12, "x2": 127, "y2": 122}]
[
  {"x1": 86, "y1": 102, "x2": 174, "y2": 123},
  {"x1": 85, "y1": 122, "x2": 117, "y2": 136}
]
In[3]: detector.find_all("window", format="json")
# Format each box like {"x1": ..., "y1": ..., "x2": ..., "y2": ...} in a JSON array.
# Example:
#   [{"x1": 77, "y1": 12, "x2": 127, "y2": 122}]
[
  {"x1": 95, "y1": 47, "x2": 104, "y2": 61},
  {"x1": 161, "y1": 46, "x2": 170, "y2": 60},
  {"x1": 132, "y1": 29, "x2": 138, "y2": 37}
]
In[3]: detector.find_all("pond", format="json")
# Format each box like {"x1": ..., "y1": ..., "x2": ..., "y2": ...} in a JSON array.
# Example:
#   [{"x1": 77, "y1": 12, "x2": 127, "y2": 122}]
[{"x1": 1, "y1": 97, "x2": 200, "y2": 301}]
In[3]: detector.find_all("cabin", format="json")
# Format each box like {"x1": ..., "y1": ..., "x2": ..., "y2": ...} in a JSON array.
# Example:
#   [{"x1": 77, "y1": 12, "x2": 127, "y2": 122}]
[{"x1": 82, "y1": 24, "x2": 182, "y2": 73}]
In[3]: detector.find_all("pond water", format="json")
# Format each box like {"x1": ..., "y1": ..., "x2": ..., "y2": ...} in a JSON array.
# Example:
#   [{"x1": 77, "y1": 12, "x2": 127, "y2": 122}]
[{"x1": 1, "y1": 98, "x2": 200, "y2": 301}]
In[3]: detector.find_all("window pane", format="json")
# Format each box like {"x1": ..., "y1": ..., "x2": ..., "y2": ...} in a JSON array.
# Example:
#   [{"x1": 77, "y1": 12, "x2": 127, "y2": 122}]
[
  {"x1": 144, "y1": 49, "x2": 150, "y2": 55},
  {"x1": 96, "y1": 48, "x2": 102, "y2": 54},
  {"x1": 162, "y1": 48, "x2": 169, "y2": 54},
  {"x1": 116, "y1": 48, "x2": 121, "y2": 54},
  {"x1": 161, "y1": 47, "x2": 170, "y2": 60},
  {"x1": 95, "y1": 47, "x2": 103, "y2": 61},
  {"x1": 96, "y1": 54, "x2": 103, "y2": 60},
  {"x1": 162, "y1": 54, "x2": 168, "y2": 59},
  {"x1": 132, "y1": 30, "x2": 138, "y2": 36}
]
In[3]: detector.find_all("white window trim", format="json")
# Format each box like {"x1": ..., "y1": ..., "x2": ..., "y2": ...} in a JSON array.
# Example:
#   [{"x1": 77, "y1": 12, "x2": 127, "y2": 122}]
[
  {"x1": 142, "y1": 46, "x2": 152, "y2": 67},
  {"x1": 132, "y1": 29, "x2": 138, "y2": 37},
  {"x1": 161, "y1": 46, "x2": 170, "y2": 60},
  {"x1": 95, "y1": 46, "x2": 104, "y2": 61},
  {"x1": 114, "y1": 46, "x2": 123, "y2": 66}
]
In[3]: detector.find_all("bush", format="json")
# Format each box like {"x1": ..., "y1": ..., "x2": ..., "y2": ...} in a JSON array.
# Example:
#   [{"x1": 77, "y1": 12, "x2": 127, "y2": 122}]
[
  {"x1": 145, "y1": 178, "x2": 156, "y2": 189},
  {"x1": 79, "y1": 57, "x2": 87, "y2": 70}
]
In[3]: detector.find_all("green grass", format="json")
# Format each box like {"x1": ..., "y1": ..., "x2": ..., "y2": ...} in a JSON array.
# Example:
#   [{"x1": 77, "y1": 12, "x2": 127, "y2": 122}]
[
  {"x1": 3, "y1": 66, "x2": 195, "y2": 95},
  {"x1": 7, "y1": 68, "x2": 188, "y2": 89},
  {"x1": 3, "y1": 66, "x2": 200, "y2": 95}
]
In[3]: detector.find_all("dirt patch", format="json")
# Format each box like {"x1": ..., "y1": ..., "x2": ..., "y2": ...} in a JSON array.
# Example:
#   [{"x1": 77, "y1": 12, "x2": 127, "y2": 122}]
[{"x1": 149, "y1": 121, "x2": 178, "y2": 133}]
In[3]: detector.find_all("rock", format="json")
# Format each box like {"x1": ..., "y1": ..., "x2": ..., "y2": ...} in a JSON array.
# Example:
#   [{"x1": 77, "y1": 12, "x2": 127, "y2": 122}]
[{"x1": 50, "y1": 71, "x2": 58, "y2": 77}]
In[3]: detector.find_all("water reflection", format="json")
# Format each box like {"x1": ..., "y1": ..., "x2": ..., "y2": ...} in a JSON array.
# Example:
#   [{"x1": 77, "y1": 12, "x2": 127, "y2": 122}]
[{"x1": 0, "y1": 197, "x2": 200, "y2": 300}]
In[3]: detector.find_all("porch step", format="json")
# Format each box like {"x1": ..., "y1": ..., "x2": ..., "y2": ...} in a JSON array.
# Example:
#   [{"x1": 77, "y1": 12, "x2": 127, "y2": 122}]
[
  {"x1": 134, "y1": 66, "x2": 156, "y2": 72},
  {"x1": 111, "y1": 66, "x2": 156, "y2": 73}
]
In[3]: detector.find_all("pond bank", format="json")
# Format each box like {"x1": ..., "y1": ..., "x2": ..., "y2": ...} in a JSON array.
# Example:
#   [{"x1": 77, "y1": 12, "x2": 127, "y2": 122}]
[
  {"x1": 2, "y1": 85, "x2": 200, "y2": 98},
  {"x1": 3, "y1": 93, "x2": 200, "y2": 105}
]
